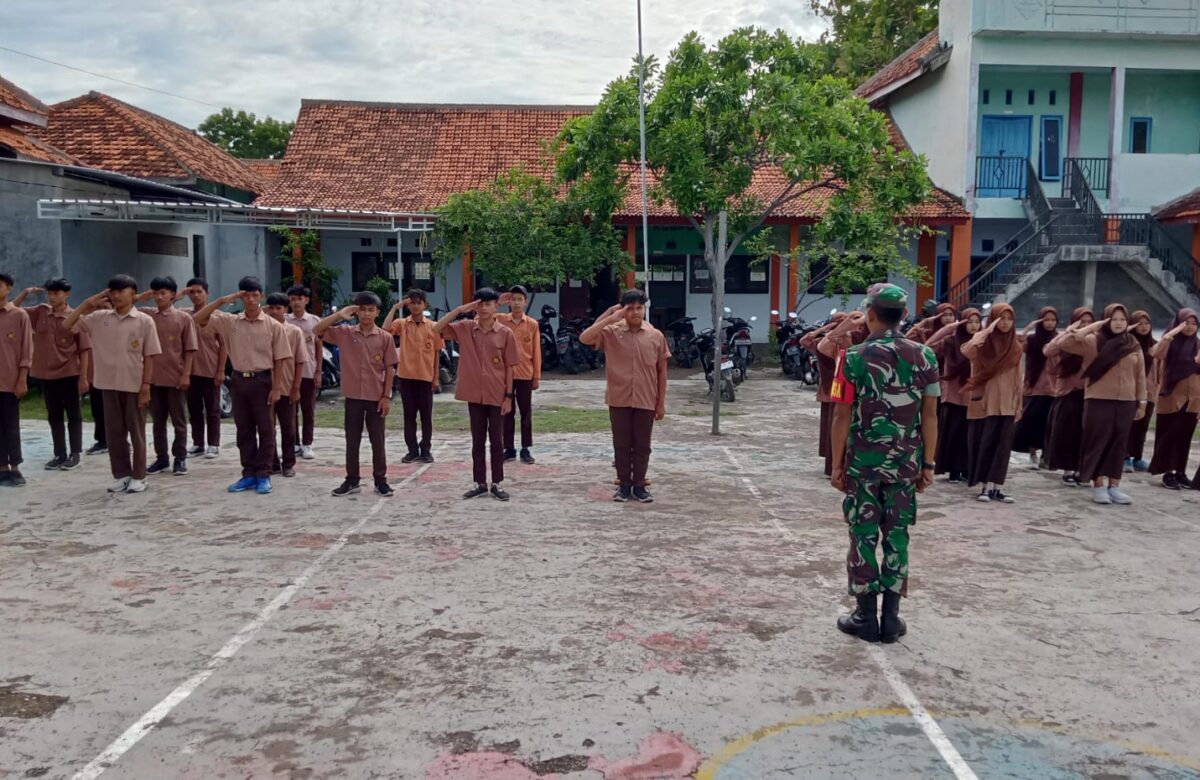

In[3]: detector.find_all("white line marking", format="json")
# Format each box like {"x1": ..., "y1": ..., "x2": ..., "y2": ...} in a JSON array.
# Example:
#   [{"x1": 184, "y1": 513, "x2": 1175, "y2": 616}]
[
  {"x1": 72, "y1": 453, "x2": 442, "y2": 780},
  {"x1": 722, "y1": 446, "x2": 979, "y2": 780}
]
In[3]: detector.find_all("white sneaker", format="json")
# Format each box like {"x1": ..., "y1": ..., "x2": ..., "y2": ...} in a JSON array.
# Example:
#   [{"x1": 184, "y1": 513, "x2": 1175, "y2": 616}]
[
  {"x1": 108, "y1": 477, "x2": 132, "y2": 493},
  {"x1": 294, "y1": 444, "x2": 302, "y2": 454},
  {"x1": 1108, "y1": 486, "x2": 1132, "y2": 505},
  {"x1": 1092, "y1": 486, "x2": 1112, "y2": 504},
  {"x1": 205, "y1": 445, "x2": 220, "y2": 459},
  {"x1": 301, "y1": 445, "x2": 315, "y2": 460},
  {"x1": 125, "y1": 478, "x2": 148, "y2": 493},
  {"x1": 976, "y1": 490, "x2": 992, "y2": 503}
]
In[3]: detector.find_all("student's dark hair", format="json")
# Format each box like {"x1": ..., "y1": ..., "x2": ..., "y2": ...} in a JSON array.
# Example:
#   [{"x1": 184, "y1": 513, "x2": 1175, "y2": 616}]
[
  {"x1": 185, "y1": 277, "x2": 208, "y2": 291},
  {"x1": 0, "y1": 272, "x2": 13, "y2": 287},
  {"x1": 473, "y1": 287, "x2": 499, "y2": 302},
  {"x1": 265, "y1": 292, "x2": 290, "y2": 307},
  {"x1": 107, "y1": 274, "x2": 138, "y2": 292},
  {"x1": 870, "y1": 303, "x2": 905, "y2": 327},
  {"x1": 286, "y1": 285, "x2": 311, "y2": 298},
  {"x1": 354, "y1": 291, "x2": 382, "y2": 308},
  {"x1": 237, "y1": 276, "x2": 264, "y2": 293},
  {"x1": 43, "y1": 277, "x2": 71, "y2": 292},
  {"x1": 509, "y1": 284, "x2": 529, "y2": 298},
  {"x1": 150, "y1": 275, "x2": 178, "y2": 292},
  {"x1": 405, "y1": 288, "x2": 428, "y2": 303},
  {"x1": 620, "y1": 288, "x2": 647, "y2": 306}
]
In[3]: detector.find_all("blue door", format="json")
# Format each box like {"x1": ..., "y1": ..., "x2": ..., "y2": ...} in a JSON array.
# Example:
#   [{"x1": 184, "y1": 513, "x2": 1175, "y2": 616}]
[{"x1": 978, "y1": 116, "x2": 1032, "y2": 198}]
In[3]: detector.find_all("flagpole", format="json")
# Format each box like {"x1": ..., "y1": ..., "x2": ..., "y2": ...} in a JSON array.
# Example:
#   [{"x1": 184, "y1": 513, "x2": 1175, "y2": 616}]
[{"x1": 636, "y1": 0, "x2": 651, "y2": 307}]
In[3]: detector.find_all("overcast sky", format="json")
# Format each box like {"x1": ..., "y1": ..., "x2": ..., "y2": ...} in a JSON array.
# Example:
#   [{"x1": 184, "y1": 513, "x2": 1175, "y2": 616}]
[{"x1": 0, "y1": 0, "x2": 827, "y2": 129}]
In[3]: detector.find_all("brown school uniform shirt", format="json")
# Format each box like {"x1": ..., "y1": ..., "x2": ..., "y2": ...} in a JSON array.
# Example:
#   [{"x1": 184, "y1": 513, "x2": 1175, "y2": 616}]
[
  {"x1": 961, "y1": 332, "x2": 1025, "y2": 420},
  {"x1": 277, "y1": 321, "x2": 311, "y2": 392},
  {"x1": 0, "y1": 302, "x2": 33, "y2": 393},
  {"x1": 1148, "y1": 336, "x2": 1200, "y2": 414},
  {"x1": 28, "y1": 304, "x2": 91, "y2": 380},
  {"x1": 76, "y1": 308, "x2": 162, "y2": 394},
  {"x1": 205, "y1": 310, "x2": 289, "y2": 373},
  {"x1": 597, "y1": 320, "x2": 670, "y2": 411},
  {"x1": 190, "y1": 309, "x2": 223, "y2": 379},
  {"x1": 390, "y1": 315, "x2": 439, "y2": 383},
  {"x1": 799, "y1": 330, "x2": 835, "y2": 403},
  {"x1": 1023, "y1": 333, "x2": 1059, "y2": 397},
  {"x1": 286, "y1": 311, "x2": 321, "y2": 381},
  {"x1": 925, "y1": 323, "x2": 970, "y2": 407},
  {"x1": 1059, "y1": 332, "x2": 1147, "y2": 402},
  {"x1": 1044, "y1": 333, "x2": 1086, "y2": 396},
  {"x1": 499, "y1": 312, "x2": 542, "y2": 381},
  {"x1": 323, "y1": 324, "x2": 398, "y2": 402},
  {"x1": 144, "y1": 306, "x2": 198, "y2": 387},
  {"x1": 446, "y1": 318, "x2": 520, "y2": 407}
]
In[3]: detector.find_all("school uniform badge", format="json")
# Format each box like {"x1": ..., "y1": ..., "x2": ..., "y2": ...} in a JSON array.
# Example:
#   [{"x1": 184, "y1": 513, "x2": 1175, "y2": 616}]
[
  {"x1": 373, "y1": 353, "x2": 382, "y2": 362},
  {"x1": 491, "y1": 355, "x2": 501, "y2": 365},
  {"x1": 131, "y1": 339, "x2": 141, "y2": 350}
]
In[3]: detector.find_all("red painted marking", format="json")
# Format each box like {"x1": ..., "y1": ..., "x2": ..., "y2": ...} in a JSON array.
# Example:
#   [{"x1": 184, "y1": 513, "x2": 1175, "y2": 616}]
[
  {"x1": 433, "y1": 547, "x2": 461, "y2": 562},
  {"x1": 638, "y1": 632, "x2": 711, "y2": 653},
  {"x1": 641, "y1": 659, "x2": 685, "y2": 674},
  {"x1": 587, "y1": 732, "x2": 702, "y2": 779}
]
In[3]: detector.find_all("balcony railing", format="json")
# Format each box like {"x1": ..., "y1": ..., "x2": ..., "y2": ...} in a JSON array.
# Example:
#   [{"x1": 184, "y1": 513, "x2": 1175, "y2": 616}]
[
  {"x1": 1062, "y1": 157, "x2": 1110, "y2": 199},
  {"x1": 976, "y1": 156, "x2": 1028, "y2": 198}
]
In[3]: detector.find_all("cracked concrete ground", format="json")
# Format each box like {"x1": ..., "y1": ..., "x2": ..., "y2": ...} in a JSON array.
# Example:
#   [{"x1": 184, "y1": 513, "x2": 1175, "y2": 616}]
[{"x1": 2, "y1": 372, "x2": 1199, "y2": 779}]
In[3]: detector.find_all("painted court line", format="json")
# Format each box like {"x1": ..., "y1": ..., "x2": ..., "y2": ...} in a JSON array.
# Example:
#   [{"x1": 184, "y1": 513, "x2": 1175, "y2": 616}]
[
  {"x1": 71, "y1": 453, "x2": 444, "y2": 780},
  {"x1": 721, "y1": 446, "x2": 979, "y2": 780}
]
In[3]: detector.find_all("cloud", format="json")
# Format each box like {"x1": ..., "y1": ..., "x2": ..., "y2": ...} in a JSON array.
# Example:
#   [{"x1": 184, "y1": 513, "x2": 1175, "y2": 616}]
[{"x1": 0, "y1": 0, "x2": 827, "y2": 128}]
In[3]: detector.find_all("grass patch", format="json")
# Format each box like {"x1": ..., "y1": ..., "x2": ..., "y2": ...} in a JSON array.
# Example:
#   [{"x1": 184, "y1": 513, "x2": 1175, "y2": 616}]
[
  {"x1": 313, "y1": 401, "x2": 611, "y2": 434},
  {"x1": 19, "y1": 388, "x2": 96, "y2": 422}
]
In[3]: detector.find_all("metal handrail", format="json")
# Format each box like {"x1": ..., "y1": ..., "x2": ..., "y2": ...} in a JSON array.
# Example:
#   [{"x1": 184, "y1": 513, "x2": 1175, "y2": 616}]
[
  {"x1": 975, "y1": 155, "x2": 1029, "y2": 198},
  {"x1": 941, "y1": 215, "x2": 1061, "y2": 309},
  {"x1": 1025, "y1": 159, "x2": 1052, "y2": 227},
  {"x1": 1062, "y1": 157, "x2": 1111, "y2": 198},
  {"x1": 1148, "y1": 215, "x2": 1200, "y2": 296},
  {"x1": 1065, "y1": 158, "x2": 1105, "y2": 242}
]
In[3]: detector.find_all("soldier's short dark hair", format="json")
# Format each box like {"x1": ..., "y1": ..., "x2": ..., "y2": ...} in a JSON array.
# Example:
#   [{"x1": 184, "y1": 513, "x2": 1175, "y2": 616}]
[
  {"x1": 620, "y1": 289, "x2": 647, "y2": 306},
  {"x1": 406, "y1": 288, "x2": 428, "y2": 303},
  {"x1": 150, "y1": 276, "x2": 178, "y2": 292},
  {"x1": 238, "y1": 276, "x2": 264, "y2": 293},
  {"x1": 265, "y1": 292, "x2": 290, "y2": 307},
  {"x1": 186, "y1": 277, "x2": 208, "y2": 291},
  {"x1": 107, "y1": 274, "x2": 138, "y2": 292},
  {"x1": 871, "y1": 302, "x2": 904, "y2": 327},
  {"x1": 474, "y1": 287, "x2": 499, "y2": 303},
  {"x1": 44, "y1": 277, "x2": 72, "y2": 292},
  {"x1": 286, "y1": 285, "x2": 311, "y2": 298},
  {"x1": 354, "y1": 291, "x2": 382, "y2": 308}
]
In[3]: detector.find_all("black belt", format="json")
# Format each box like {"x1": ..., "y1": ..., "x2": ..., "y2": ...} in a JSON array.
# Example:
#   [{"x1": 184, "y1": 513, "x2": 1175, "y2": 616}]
[{"x1": 234, "y1": 369, "x2": 272, "y2": 378}]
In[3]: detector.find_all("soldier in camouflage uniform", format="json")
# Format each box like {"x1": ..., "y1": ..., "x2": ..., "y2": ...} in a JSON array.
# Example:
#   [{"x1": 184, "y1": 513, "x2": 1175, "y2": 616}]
[{"x1": 829, "y1": 284, "x2": 940, "y2": 643}]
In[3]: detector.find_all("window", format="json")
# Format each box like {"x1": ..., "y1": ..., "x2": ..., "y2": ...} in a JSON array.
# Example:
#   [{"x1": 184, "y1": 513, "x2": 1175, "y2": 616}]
[
  {"x1": 724, "y1": 256, "x2": 769, "y2": 294},
  {"x1": 402, "y1": 253, "x2": 436, "y2": 293},
  {"x1": 387, "y1": 237, "x2": 398, "y2": 247},
  {"x1": 1005, "y1": 89, "x2": 1013, "y2": 105},
  {"x1": 982, "y1": 89, "x2": 990, "y2": 105},
  {"x1": 689, "y1": 256, "x2": 712, "y2": 293},
  {"x1": 1049, "y1": 90, "x2": 1057, "y2": 106},
  {"x1": 360, "y1": 237, "x2": 373, "y2": 247},
  {"x1": 1130, "y1": 117, "x2": 1152, "y2": 154},
  {"x1": 805, "y1": 256, "x2": 882, "y2": 295},
  {"x1": 1028, "y1": 90, "x2": 1036, "y2": 105},
  {"x1": 981, "y1": 239, "x2": 995, "y2": 253},
  {"x1": 137, "y1": 231, "x2": 188, "y2": 257},
  {"x1": 192, "y1": 235, "x2": 206, "y2": 279},
  {"x1": 351, "y1": 251, "x2": 389, "y2": 291}
]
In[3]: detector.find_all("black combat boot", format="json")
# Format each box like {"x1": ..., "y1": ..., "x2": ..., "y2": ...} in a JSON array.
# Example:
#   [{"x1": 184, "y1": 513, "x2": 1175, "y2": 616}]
[
  {"x1": 880, "y1": 591, "x2": 908, "y2": 644},
  {"x1": 837, "y1": 593, "x2": 880, "y2": 642}
]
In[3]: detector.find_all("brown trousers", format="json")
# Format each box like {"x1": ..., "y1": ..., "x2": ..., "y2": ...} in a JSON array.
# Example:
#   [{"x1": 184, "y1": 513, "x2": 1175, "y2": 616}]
[
  {"x1": 232, "y1": 371, "x2": 275, "y2": 478},
  {"x1": 103, "y1": 390, "x2": 147, "y2": 480},
  {"x1": 610, "y1": 406, "x2": 655, "y2": 487},
  {"x1": 187, "y1": 376, "x2": 221, "y2": 448},
  {"x1": 1078, "y1": 399, "x2": 1137, "y2": 482},
  {"x1": 398, "y1": 378, "x2": 433, "y2": 456},
  {"x1": 345, "y1": 398, "x2": 387, "y2": 482},
  {"x1": 150, "y1": 385, "x2": 187, "y2": 461},
  {"x1": 272, "y1": 396, "x2": 297, "y2": 472},
  {"x1": 504, "y1": 378, "x2": 534, "y2": 451},
  {"x1": 298, "y1": 376, "x2": 317, "y2": 446},
  {"x1": 468, "y1": 402, "x2": 504, "y2": 485}
]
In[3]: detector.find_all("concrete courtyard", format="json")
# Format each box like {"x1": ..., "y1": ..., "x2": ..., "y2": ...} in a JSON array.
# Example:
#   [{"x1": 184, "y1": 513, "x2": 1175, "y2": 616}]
[{"x1": 2, "y1": 373, "x2": 1199, "y2": 779}]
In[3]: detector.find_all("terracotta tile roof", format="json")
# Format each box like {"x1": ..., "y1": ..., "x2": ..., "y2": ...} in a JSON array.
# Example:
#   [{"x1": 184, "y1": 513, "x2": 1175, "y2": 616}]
[
  {"x1": 1155, "y1": 186, "x2": 1200, "y2": 223},
  {"x1": 0, "y1": 74, "x2": 49, "y2": 126},
  {"x1": 0, "y1": 124, "x2": 77, "y2": 164},
  {"x1": 855, "y1": 30, "x2": 945, "y2": 102},
  {"x1": 35, "y1": 92, "x2": 265, "y2": 194},
  {"x1": 244, "y1": 158, "x2": 283, "y2": 184},
  {"x1": 257, "y1": 99, "x2": 966, "y2": 223}
]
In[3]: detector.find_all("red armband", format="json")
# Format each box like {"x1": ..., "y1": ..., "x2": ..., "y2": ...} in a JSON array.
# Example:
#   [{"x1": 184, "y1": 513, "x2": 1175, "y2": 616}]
[{"x1": 830, "y1": 348, "x2": 855, "y2": 404}]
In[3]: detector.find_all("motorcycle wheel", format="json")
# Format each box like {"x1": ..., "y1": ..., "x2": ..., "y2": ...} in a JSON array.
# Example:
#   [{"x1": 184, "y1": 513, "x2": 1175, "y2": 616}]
[
  {"x1": 562, "y1": 354, "x2": 581, "y2": 375},
  {"x1": 318, "y1": 367, "x2": 339, "y2": 398},
  {"x1": 439, "y1": 367, "x2": 454, "y2": 387},
  {"x1": 782, "y1": 355, "x2": 797, "y2": 377},
  {"x1": 721, "y1": 377, "x2": 737, "y2": 403}
]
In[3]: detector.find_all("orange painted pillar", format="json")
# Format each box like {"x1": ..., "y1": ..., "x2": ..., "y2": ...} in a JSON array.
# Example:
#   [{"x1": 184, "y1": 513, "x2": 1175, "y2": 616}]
[
  {"x1": 624, "y1": 225, "x2": 638, "y2": 290},
  {"x1": 462, "y1": 243, "x2": 474, "y2": 303},
  {"x1": 949, "y1": 220, "x2": 973, "y2": 306},
  {"x1": 768, "y1": 251, "x2": 782, "y2": 331},
  {"x1": 291, "y1": 228, "x2": 304, "y2": 285},
  {"x1": 787, "y1": 223, "x2": 801, "y2": 312},
  {"x1": 917, "y1": 231, "x2": 937, "y2": 304}
]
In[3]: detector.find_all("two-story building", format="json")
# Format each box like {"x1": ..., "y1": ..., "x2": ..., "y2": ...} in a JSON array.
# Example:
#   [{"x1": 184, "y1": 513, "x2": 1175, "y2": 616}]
[{"x1": 865, "y1": 0, "x2": 1200, "y2": 321}]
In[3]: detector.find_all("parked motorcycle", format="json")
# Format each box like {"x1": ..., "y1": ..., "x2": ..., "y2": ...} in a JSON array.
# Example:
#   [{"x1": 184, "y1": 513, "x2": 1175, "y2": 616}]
[
  {"x1": 666, "y1": 316, "x2": 698, "y2": 368},
  {"x1": 429, "y1": 307, "x2": 461, "y2": 389},
  {"x1": 721, "y1": 307, "x2": 757, "y2": 382},
  {"x1": 315, "y1": 344, "x2": 341, "y2": 399},
  {"x1": 772, "y1": 310, "x2": 819, "y2": 386},
  {"x1": 557, "y1": 315, "x2": 604, "y2": 374},
  {"x1": 538, "y1": 304, "x2": 561, "y2": 371},
  {"x1": 691, "y1": 327, "x2": 737, "y2": 402}
]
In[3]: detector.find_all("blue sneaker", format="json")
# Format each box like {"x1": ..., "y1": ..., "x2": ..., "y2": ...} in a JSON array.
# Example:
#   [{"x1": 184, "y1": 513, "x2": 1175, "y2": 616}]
[
  {"x1": 256, "y1": 476, "x2": 273, "y2": 494},
  {"x1": 228, "y1": 476, "x2": 257, "y2": 493},
  {"x1": 1134, "y1": 459, "x2": 1150, "y2": 473}
]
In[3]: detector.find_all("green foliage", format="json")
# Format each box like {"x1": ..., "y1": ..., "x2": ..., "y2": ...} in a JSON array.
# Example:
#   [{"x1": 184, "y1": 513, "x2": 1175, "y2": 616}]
[
  {"x1": 365, "y1": 276, "x2": 394, "y2": 325},
  {"x1": 809, "y1": 0, "x2": 940, "y2": 82},
  {"x1": 199, "y1": 108, "x2": 294, "y2": 159},
  {"x1": 555, "y1": 26, "x2": 932, "y2": 300},
  {"x1": 431, "y1": 166, "x2": 629, "y2": 289},
  {"x1": 272, "y1": 227, "x2": 341, "y2": 311}
]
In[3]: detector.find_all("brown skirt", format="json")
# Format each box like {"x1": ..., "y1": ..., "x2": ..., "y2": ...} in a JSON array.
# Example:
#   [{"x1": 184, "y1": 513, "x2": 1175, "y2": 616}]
[
  {"x1": 1077, "y1": 399, "x2": 1138, "y2": 482},
  {"x1": 1045, "y1": 390, "x2": 1085, "y2": 472},
  {"x1": 1149, "y1": 410, "x2": 1198, "y2": 475},
  {"x1": 935, "y1": 402, "x2": 968, "y2": 476},
  {"x1": 1127, "y1": 401, "x2": 1155, "y2": 460},
  {"x1": 819, "y1": 401, "x2": 832, "y2": 459},
  {"x1": 1012, "y1": 394, "x2": 1054, "y2": 453},
  {"x1": 967, "y1": 415, "x2": 1016, "y2": 487}
]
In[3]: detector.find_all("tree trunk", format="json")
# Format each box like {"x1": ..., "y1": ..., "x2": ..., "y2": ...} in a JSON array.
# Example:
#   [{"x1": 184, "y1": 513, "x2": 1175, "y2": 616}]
[{"x1": 709, "y1": 211, "x2": 727, "y2": 435}]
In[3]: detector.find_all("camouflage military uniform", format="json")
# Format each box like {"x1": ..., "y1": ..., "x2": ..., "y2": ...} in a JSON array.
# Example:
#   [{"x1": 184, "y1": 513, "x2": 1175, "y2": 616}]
[{"x1": 834, "y1": 329, "x2": 940, "y2": 597}]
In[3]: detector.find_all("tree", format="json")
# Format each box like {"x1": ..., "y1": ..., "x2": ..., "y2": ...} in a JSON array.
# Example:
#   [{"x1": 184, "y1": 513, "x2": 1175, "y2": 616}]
[
  {"x1": 199, "y1": 108, "x2": 294, "y2": 159},
  {"x1": 555, "y1": 28, "x2": 931, "y2": 433},
  {"x1": 430, "y1": 166, "x2": 629, "y2": 290},
  {"x1": 810, "y1": 0, "x2": 940, "y2": 82}
]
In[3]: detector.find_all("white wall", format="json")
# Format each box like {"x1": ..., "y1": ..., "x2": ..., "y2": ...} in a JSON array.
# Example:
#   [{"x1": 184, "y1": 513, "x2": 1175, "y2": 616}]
[{"x1": 1113, "y1": 153, "x2": 1200, "y2": 213}]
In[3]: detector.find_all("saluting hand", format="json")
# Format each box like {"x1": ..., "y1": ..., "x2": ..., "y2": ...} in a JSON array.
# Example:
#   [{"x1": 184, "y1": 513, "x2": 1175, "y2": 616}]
[
  {"x1": 1165, "y1": 322, "x2": 1188, "y2": 339},
  {"x1": 82, "y1": 291, "x2": 110, "y2": 311},
  {"x1": 339, "y1": 305, "x2": 360, "y2": 321}
]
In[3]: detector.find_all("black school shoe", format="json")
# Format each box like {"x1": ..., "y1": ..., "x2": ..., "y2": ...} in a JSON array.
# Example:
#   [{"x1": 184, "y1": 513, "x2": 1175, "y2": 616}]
[
  {"x1": 59, "y1": 454, "x2": 80, "y2": 471},
  {"x1": 375, "y1": 481, "x2": 395, "y2": 497},
  {"x1": 147, "y1": 457, "x2": 170, "y2": 474},
  {"x1": 1163, "y1": 473, "x2": 1182, "y2": 490},
  {"x1": 332, "y1": 479, "x2": 361, "y2": 497},
  {"x1": 44, "y1": 455, "x2": 67, "y2": 470},
  {"x1": 463, "y1": 484, "x2": 488, "y2": 499},
  {"x1": 419, "y1": 451, "x2": 435, "y2": 464},
  {"x1": 173, "y1": 458, "x2": 188, "y2": 476},
  {"x1": 503, "y1": 449, "x2": 517, "y2": 463},
  {"x1": 632, "y1": 486, "x2": 653, "y2": 503},
  {"x1": 613, "y1": 484, "x2": 632, "y2": 502},
  {"x1": 490, "y1": 484, "x2": 510, "y2": 501},
  {"x1": 7, "y1": 469, "x2": 26, "y2": 487},
  {"x1": 520, "y1": 449, "x2": 535, "y2": 465},
  {"x1": 86, "y1": 442, "x2": 107, "y2": 455},
  {"x1": 401, "y1": 452, "x2": 419, "y2": 464}
]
